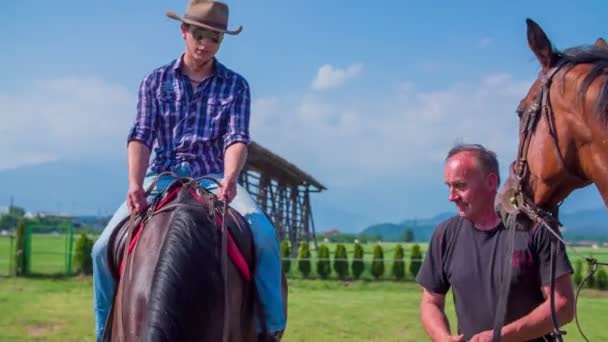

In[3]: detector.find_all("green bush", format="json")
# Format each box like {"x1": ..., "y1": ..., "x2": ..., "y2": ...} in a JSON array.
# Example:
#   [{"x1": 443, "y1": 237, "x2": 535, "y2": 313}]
[
  {"x1": 371, "y1": 244, "x2": 385, "y2": 280},
  {"x1": 73, "y1": 233, "x2": 94, "y2": 275},
  {"x1": 573, "y1": 259, "x2": 583, "y2": 286},
  {"x1": 587, "y1": 262, "x2": 596, "y2": 289},
  {"x1": 14, "y1": 219, "x2": 28, "y2": 276},
  {"x1": 392, "y1": 244, "x2": 405, "y2": 280},
  {"x1": 333, "y1": 244, "x2": 349, "y2": 280},
  {"x1": 316, "y1": 244, "x2": 331, "y2": 279},
  {"x1": 597, "y1": 267, "x2": 608, "y2": 290},
  {"x1": 280, "y1": 240, "x2": 291, "y2": 273},
  {"x1": 410, "y1": 244, "x2": 423, "y2": 278},
  {"x1": 297, "y1": 241, "x2": 311, "y2": 278},
  {"x1": 351, "y1": 243, "x2": 365, "y2": 280}
]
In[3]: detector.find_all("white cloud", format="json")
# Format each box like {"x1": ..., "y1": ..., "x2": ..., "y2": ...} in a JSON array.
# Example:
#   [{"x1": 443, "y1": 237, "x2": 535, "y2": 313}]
[
  {"x1": 252, "y1": 72, "x2": 533, "y2": 188},
  {"x1": 311, "y1": 63, "x2": 363, "y2": 91},
  {"x1": 0, "y1": 77, "x2": 135, "y2": 170}
]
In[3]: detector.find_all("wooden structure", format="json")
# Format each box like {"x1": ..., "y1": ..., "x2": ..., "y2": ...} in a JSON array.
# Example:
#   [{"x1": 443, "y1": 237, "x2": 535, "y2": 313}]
[{"x1": 238, "y1": 142, "x2": 326, "y2": 255}]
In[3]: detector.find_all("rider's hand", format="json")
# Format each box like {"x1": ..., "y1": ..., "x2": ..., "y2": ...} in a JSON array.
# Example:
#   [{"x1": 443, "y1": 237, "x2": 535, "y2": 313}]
[
  {"x1": 217, "y1": 177, "x2": 237, "y2": 204},
  {"x1": 127, "y1": 184, "x2": 148, "y2": 214}
]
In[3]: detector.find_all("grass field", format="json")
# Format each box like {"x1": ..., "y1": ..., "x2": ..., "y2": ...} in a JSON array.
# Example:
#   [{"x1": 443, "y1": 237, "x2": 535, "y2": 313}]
[
  {"x1": 2, "y1": 235, "x2": 608, "y2": 341},
  {"x1": 0, "y1": 277, "x2": 608, "y2": 341}
]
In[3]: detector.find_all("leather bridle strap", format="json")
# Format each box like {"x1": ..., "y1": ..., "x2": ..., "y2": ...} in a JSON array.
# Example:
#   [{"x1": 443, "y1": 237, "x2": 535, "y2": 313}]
[{"x1": 493, "y1": 60, "x2": 569, "y2": 342}]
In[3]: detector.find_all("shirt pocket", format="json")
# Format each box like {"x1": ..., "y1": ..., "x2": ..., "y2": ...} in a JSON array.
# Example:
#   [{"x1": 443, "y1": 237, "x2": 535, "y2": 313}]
[
  {"x1": 156, "y1": 88, "x2": 183, "y2": 120},
  {"x1": 205, "y1": 96, "x2": 235, "y2": 135}
]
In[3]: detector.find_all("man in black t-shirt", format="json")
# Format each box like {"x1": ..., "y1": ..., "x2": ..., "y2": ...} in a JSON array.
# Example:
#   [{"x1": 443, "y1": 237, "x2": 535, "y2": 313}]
[{"x1": 415, "y1": 144, "x2": 575, "y2": 341}]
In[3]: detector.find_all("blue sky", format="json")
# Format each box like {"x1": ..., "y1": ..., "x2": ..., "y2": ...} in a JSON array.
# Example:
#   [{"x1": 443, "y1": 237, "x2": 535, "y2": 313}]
[{"x1": 1, "y1": 1, "x2": 607, "y2": 232}]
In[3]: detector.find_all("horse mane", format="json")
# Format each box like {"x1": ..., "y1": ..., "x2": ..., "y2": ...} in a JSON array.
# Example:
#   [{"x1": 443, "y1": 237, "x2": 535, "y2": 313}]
[
  {"x1": 559, "y1": 45, "x2": 608, "y2": 125},
  {"x1": 143, "y1": 188, "x2": 225, "y2": 341}
]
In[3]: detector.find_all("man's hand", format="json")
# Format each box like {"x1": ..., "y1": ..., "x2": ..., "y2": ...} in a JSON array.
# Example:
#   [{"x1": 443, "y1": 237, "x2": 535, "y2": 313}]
[
  {"x1": 469, "y1": 330, "x2": 493, "y2": 342},
  {"x1": 217, "y1": 177, "x2": 237, "y2": 203},
  {"x1": 127, "y1": 184, "x2": 148, "y2": 214}
]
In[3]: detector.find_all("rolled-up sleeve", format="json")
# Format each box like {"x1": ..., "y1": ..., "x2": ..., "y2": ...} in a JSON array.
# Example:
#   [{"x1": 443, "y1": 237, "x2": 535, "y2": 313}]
[
  {"x1": 127, "y1": 74, "x2": 158, "y2": 149},
  {"x1": 223, "y1": 80, "x2": 251, "y2": 152}
]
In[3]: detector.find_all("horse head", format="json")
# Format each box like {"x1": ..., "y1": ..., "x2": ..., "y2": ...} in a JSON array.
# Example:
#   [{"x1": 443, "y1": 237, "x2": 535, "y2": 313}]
[{"x1": 497, "y1": 19, "x2": 608, "y2": 216}]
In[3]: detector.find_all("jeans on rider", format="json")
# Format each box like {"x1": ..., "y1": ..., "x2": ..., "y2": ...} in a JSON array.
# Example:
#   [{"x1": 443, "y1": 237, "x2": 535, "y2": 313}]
[{"x1": 91, "y1": 164, "x2": 286, "y2": 341}]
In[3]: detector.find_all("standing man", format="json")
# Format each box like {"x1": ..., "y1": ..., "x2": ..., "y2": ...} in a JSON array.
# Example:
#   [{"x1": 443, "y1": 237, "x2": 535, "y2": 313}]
[
  {"x1": 91, "y1": 1, "x2": 285, "y2": 340},
  {"x1": 416, "y1": 143, "x2": 574, "y2": 341}
]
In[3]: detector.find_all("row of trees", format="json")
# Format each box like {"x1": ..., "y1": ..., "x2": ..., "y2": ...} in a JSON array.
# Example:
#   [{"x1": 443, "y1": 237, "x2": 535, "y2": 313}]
[
  {"x1": 316, "y1": 229, "x2": 416, "y2": 244},
  {"x1": 281, "y1": 241, "x2": 424, "y2": 280},
  {"x1": 573, "y1": 259, "x2": 608, "y2": 290}
]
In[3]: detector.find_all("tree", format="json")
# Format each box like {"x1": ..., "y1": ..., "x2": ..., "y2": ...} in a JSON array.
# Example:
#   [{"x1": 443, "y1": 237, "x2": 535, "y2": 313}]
[
  {"x1": 333, "y1": 244, "x2": 349, "y2": 280},
  {"x1": 9, "y1": 206, "x2": 26, "y2": 218},
  {"x1": 371, "y1": 244, "x2": 385, "y2": 279},
  {"x1": 410, "y1": 244, "x2": 423, "y2": 278},
  {"x1": 597, "y1": 267, "x2": 608, "y2": 290},
  {"x1": 573, "y1": 259, "x2": 583, "y2": 286},
  {"x1": 351, "y1": 243, "x2": 365, "y2": 280},
  {"x1": 73, "y1": 233, "x2": 94, "y2": 275},
  {"x1": 297, "y1": 241, "x2": 311, "y2": 278},
  {"x1": 316, "y1": 244, "x2": 331, "y2": 279},
  {"x1": 392, "y1": 244, "x2": 406, "y2": 280},
  {"x1": 587, "y1": 261, "x2": 596, "y2": 289},
  {"x1": 401, "y1": 228, "x2": 414, "y2": 242},
  {"x1": 14, "y1": 218, "x2": 28, "y2": 276},
  {"x1": 280, "y1": 240, "x2": 291, "y2": 274}
]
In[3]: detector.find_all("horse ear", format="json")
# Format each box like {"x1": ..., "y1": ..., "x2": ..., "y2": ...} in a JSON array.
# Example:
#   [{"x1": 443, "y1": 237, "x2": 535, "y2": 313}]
[
  {"x1": 526, "y1": 18, "x2": 557, "y2": 69},
  {"x1": 594, "y1": 38, "x2": 608, "y2": 49}
]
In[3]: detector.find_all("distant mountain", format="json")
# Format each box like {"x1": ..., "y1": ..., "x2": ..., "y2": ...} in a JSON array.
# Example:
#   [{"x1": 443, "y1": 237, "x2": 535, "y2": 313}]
[
  {"x1": 360, "y1": 208, "x2": 608, "y2": 243},
  {"x1": 0, "y1": 159, "x2": 127, "y2": 216},
  {"x1": 560, "y1": 208, "x2": 608, "y2": 241},
  {"x1": 360, "y1": 212, "x2": 455, "y2": 242}
]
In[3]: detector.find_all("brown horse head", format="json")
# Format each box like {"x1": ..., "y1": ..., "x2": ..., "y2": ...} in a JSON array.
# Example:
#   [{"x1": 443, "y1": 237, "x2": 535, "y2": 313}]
[{"x1": 497, "y1": 19, "x2": 608, "y2": 214}]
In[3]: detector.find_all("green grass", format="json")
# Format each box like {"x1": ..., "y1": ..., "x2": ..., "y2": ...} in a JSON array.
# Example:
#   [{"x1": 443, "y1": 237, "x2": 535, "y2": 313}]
[{"x1": 0, "y1": 277, "x2": 607, "y2": 341}]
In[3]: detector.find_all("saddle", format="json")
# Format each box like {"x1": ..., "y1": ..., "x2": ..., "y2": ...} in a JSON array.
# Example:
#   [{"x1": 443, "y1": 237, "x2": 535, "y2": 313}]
[{"x1": 106, "y1": 177, "x2": 255, "y2": 283}]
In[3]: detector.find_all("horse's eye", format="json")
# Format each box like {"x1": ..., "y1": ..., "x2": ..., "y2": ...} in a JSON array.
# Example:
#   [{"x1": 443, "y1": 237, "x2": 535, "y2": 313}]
[{"x1": 516, "y1": 109, "x2": 524, "y2": 118}]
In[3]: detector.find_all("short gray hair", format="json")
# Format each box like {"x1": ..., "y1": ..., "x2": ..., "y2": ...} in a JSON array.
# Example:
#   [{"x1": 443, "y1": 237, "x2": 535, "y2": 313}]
[{"x1": 446, "y1": 143, "x2": 500, "y2": 184}]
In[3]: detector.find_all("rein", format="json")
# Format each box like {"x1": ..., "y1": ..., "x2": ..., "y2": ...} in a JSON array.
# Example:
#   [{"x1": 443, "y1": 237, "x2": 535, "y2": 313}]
[{"x1": 493, "y1": 60, "x2": 570, "y2": 342}]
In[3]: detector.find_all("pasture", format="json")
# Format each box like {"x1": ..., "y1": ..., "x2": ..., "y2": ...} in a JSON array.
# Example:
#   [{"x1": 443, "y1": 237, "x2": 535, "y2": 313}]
[
  {"x1": 1, "y1": 235, "x2": 608, "y2": 341},
  {"x1": 1, "y1": 277, "x2": 608, "y2": 341}
]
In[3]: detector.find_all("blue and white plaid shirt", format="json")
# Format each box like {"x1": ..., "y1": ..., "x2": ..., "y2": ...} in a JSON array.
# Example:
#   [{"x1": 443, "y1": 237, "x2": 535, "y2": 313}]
[{"x1": 128, "y1": 54, "x2": 251, "y2": 177}]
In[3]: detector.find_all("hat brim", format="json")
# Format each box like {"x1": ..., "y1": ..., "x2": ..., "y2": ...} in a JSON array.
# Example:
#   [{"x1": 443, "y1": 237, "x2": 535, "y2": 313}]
[{"x1": 166, "y1": 11, "x2": 242, "y2": 35}]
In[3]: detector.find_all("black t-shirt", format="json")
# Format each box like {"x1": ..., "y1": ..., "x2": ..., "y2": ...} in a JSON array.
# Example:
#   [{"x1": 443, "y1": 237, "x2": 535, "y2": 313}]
[{"x1": 416, "y1": 215, "x2": 573, "y2": 341}]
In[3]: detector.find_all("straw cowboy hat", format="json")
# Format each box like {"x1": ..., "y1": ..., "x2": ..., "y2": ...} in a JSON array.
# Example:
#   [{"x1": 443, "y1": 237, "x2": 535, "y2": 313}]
[{"x1": 166, "y1": 0, "x2": 242, "y2": 35}]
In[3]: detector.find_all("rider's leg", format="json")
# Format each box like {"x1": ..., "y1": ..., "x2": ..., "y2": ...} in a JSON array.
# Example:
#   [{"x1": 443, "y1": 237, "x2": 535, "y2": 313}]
[
  {"x1": 200, "y1": 175, "x2": 286, "y2": 334},
  {"x1": 91, "y1": 171, "x2": 173, "y2": 341}
]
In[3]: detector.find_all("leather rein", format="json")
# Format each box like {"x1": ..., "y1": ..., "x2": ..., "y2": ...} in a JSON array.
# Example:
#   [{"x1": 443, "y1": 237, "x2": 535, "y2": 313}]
[{"x1": 492, "y1": 59, "x2": 572, "y2": 342}]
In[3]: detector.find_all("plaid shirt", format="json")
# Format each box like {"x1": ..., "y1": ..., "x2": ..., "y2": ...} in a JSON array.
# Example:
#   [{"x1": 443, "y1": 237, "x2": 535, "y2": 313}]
[{"x1": 128, "y1": 55, "x2": 251, "y2": 177}]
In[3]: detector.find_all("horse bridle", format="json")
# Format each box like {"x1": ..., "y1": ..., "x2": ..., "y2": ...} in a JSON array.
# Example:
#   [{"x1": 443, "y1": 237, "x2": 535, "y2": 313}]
[{"x1": 492, "y1": 59, "x2": 571, "y2": 342}]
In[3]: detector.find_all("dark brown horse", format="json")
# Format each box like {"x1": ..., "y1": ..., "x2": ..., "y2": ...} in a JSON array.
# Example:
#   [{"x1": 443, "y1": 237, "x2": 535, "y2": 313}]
[
  {"x1": 495, "y1": 18, "x2": 608, "y2": 342},
  {"x1": 102, "y1": 176, "x2": 287, "y2": 342}
]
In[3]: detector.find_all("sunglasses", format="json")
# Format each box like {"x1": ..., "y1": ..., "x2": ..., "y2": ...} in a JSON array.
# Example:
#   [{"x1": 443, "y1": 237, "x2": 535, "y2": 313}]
[{"x1": 187, "y1": 26, "x2": 223, "y2": 44}]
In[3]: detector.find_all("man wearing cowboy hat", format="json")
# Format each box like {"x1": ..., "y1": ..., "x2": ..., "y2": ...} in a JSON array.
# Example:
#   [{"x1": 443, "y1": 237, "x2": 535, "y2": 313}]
[{"x1": 91, "y1": 1, "x2": 286, "y2": 340}]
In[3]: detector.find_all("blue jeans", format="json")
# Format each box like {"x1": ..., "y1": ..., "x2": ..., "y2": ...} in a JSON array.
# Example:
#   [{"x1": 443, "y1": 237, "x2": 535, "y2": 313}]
[{"x1": 91, "y1": 168, "x2": 286, "y2": 341}]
